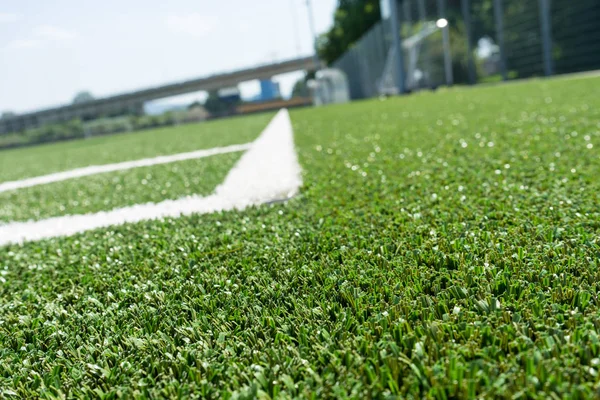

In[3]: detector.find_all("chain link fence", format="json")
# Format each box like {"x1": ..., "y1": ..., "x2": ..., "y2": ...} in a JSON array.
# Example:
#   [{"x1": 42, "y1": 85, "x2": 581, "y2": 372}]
[
  {"x1": 333, "y1": 21, "x2": 393, "y2": 100},
  {"x1": 332, "y1": 0, "x2": 600, "y2": 100}
]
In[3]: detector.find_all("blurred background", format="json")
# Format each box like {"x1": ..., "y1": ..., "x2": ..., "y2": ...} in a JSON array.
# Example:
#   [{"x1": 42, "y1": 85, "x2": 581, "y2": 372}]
[
  {"x1": 330, "y1": 0, "x2": 600, "y2": 99},
  {"x1": 1, "y1": 0, "x2": 599, "y2": 149}
]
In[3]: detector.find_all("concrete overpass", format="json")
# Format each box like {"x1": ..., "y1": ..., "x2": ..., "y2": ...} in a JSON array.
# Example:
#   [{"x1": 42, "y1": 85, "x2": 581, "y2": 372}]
[{"x1": 0, "y1": 56, "x2": 318, "y2": 134}]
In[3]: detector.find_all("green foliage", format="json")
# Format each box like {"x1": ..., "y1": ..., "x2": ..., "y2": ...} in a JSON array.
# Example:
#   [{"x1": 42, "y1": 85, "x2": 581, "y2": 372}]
[
  {"x1": 1, "y1": 111, "x2": 200, "y2": 150},
  {"x1": 1, "y1": 76, "x2": 600, "y2": 397},
  {"x1": 326, "y1": 0, "x2": 600, "y2": 87},
  {"x1": 0, "y1": 111, "x2": 16, "y2": 119},
  {"x1": 72, "y1": 91, "x2": 95, "y2": 104},
  {"x1": 188, "y1": 100, "x2": 203, "y2": 110},
  {"x1": 448, "y1": 0, "x2": 600, "y2": 79},
  {"x1": 290, "y1": 71, "x2": 317, "y2": 99},
  {"x1": 23, "y1": 119, "x2": 85, "y2": 144},
  {"x1": 291, "y1": 78, "x2": 309, "y2": 98},
  {"x1": 404, "y1": 20, "x2": 476, "y2": 86},
  {"x1": 204, "y1": 90, "x2": 239, "y2": 117},
  {"x1": 317, "y1": 0, "x2": 381, "y2": 65},
  {"x1": 84, "y1": 116, "x2": 132, "y2": 136},
  {"x1": 0, "y1": 132, "x2": 30, "y2": 148},
  {"x1": 131, "y1": 112, "x2": 177, "y2": 131}
]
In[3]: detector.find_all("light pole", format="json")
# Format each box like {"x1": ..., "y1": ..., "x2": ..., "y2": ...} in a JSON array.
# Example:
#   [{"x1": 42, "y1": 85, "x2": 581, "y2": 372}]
[
  {"x1": 305, "y1": 0, "x2": 320, "y2": 69},
  {"x1": 388, "y1": 0, "x2": 405, "y2": 94},
  {"x1": 290, "y1": 0, "x2": 301, "y2": 57},
  {"x1": 437, "y1": 0, "x2": 453, "y2": 86}
]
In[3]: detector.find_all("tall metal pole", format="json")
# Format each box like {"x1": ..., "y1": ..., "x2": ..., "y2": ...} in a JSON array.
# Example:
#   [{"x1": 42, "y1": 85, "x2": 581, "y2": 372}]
[
  {"x1": 538, "y1": 0, "x2": 554, "y2": 76},
  {"x1": 389, "y1": 0, "x2": 405, "y2": 94},
  {"x1": 461, "y1": 0, "x2": 476, "y2": 84},
  {"x1": 418, "y1": 0, "x2": 426, "y2": 20},
  {"x1": 438, "y1": 0, "x2": 453, "y2": 86},
  {"x1": 418, "y1": 0, "x2": 433, "y2": 86},
  {"x1": 493, "y1": 0, "x2": 507, "y2": 81},
  {"x1": 403, "y1": 0, "x2": 413, "y2": 31},
  {"x1": 290, "y1": 0, "x2": 302, "y2": 57},
  {"x1": 305, "y1": 0, "x2": 320, "y2": 70}
]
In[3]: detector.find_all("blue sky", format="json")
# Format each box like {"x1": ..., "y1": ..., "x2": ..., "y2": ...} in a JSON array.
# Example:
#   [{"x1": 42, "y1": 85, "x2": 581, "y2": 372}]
[{"x1": 0, "y1": 0, "x2": 337, "y2": 113}]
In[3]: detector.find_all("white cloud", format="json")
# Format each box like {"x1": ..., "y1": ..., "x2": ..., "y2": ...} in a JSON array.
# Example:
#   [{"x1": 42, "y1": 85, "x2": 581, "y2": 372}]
[
  {"x1": 6, "y1": 39, "x2": 43, "y2": 49},
  {"x1": 166, "y1": 13, "x2": 218, "y2": 38},
  {"x1": 34, "y1": 25, "x2": 77, "y2": 41},
  {"x1": 0, "y1": 12, "x2": 18, "y2": 23}
]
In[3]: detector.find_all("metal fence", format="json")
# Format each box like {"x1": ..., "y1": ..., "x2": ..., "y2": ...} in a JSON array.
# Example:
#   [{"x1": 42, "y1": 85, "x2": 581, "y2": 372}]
[
  {"x1": 332, "y1": 0, "x2": 600, "y2": 100},
  {"x1": 333, "y1": 21, "x2": 393, "y2": 100}
]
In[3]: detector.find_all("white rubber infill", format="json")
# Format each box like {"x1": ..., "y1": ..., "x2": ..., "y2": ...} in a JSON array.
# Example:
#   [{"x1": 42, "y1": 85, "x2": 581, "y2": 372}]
[
  {"x1": 0, "y1": 142, "x2": 253, "y2": 194},
  {"x1": 0, "y1": 109, "x2": 302, "y2": 246}
]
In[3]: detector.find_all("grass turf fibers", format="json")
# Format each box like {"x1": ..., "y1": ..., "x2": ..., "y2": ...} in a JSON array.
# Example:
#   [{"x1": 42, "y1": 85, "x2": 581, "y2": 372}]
[
  {"x1": 0, "y1": 76, "x2": 599, "y2": 398},
  {"x1": 0, "y1": 113, "x2": 273, "y2": 183},
  {"x1": 0, "y1": 152, "x2": 242, "y2": 223}
]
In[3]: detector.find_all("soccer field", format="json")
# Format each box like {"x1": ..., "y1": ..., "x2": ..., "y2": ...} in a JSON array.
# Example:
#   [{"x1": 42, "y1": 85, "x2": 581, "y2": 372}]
[{"x1": 1, "y1": 76, "x2": 599, "y2": 398}]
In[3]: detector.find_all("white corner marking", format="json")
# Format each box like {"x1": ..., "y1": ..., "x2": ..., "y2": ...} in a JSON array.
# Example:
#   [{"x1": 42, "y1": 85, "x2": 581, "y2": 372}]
[{"x1": 0, "y1": 109, "x2": 302, "y2": 246}]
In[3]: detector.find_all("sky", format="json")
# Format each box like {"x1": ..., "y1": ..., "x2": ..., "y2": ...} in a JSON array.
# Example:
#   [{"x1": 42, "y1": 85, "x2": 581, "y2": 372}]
[{"x1": 0, "y1": 0, "x2": 337, "y2": 113}]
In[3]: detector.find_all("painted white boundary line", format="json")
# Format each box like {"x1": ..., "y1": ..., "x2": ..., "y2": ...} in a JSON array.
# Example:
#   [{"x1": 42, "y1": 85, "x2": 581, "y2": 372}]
[
  {"x1": 0, "y1": 109, "x2": 301, "y2": 246},
  {"x1": 0, "y1": 142, "x2": 253, "y2": 194}
]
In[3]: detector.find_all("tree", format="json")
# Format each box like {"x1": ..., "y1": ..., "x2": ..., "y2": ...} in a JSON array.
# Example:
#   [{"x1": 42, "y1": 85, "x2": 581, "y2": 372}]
[
  {"x1": 291, "y1": 78, "x2": 309, "y2": 98},
  {"x1": 203, "y1": 90, "x2": 233, "y2": 116},
  {"x1": 291, "y1": 79, "x2": 307, "y2": 97},
  {"x1": 316, "y1": 0, "x2": 381, "y2": 65},
  {"x1": 445, "y1": 0, "x2": 600, "y2": 79},
  {"x1": 188, "y1": 100, "x2": 203, "y2": 110},
  {"x1": 0, "y1": 111, "x2": 16, "y2": 119},
  {"x1": 73, "y1": 91, "x2": 95, "y2": 104}
]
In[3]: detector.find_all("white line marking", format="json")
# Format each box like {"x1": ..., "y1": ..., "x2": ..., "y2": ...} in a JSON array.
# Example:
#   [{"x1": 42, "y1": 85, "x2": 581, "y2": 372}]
[
  {"x1": 0, "y1": 143, "x2": 253, "y2": 193},
  {"x1": 0, "y1": 109, "x2": 302, "y2": 246}
]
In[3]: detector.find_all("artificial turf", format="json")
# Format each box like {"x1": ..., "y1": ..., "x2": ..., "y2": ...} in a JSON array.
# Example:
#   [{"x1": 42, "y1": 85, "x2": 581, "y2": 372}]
[
  {"x1": 0, "y1": 112, "x2": 272, "y2": 182},
  {"x1": 1, "y1": 75, "x2": 599, "y2": 398},
  {"x1": 0, "y1": 151, "x2": 242, "y2": 223}
]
